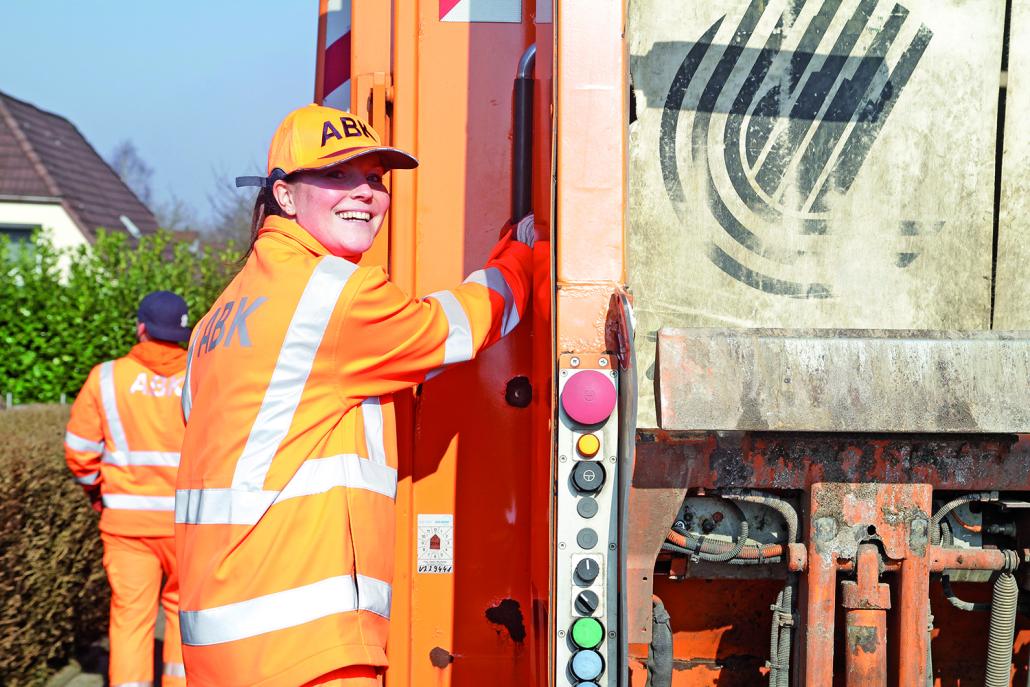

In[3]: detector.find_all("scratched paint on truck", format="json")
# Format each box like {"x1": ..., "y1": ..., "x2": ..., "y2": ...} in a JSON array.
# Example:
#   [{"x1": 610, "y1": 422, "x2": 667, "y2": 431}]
[{"x1": 627, "y1": 0, "x2": 1004, "y2": 426}]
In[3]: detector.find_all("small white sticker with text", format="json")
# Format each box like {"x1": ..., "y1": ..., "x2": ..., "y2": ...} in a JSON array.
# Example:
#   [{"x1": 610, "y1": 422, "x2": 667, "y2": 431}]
[{"x1": 417, "y1": 514, "x2": 454, "y2": 574}]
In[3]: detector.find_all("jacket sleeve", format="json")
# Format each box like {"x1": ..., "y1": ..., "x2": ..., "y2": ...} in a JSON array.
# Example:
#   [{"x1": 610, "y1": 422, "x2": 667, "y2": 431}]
[
  {"x1": 337, "y1": 230, "x2": 533, "y2": 398},
  {"x1": 64, "y1": 366, "x2": 106, "y2": 489}
]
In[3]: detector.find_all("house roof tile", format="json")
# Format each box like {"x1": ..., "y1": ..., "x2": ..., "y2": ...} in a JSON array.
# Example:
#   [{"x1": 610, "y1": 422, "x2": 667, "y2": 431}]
[{"x1": 0, "y1": 92, "x2": 158, "y2": 239}]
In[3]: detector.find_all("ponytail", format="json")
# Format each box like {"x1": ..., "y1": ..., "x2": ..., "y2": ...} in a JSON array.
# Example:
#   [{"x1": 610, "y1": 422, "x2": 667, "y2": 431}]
[{"x1": 243, "y1": 186, "x2": 283, "y2": 261}]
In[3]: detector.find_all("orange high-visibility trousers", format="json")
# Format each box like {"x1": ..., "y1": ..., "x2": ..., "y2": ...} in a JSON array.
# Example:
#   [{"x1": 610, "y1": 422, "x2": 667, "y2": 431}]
[
  {"x1": 102, "y1": 533, "x2": 185, "y2": 687},
  {"x1": 302, "y1": 666, "x2": 381, "y2": 686}
]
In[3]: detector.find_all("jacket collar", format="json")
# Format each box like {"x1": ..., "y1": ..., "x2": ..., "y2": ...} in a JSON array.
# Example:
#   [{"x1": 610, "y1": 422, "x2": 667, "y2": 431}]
[
  {"x1": 128, "y1": 340, "x2": 187, "y2": 376},
  {"x1": 258, "y1": 215, "x2": 334, "y2": 258}
]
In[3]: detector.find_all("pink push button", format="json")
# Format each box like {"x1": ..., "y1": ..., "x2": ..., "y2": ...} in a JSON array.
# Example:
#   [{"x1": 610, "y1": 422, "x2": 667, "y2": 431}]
[{"x1": 561, "y1": 369, "x2": 617, "y2": 425}]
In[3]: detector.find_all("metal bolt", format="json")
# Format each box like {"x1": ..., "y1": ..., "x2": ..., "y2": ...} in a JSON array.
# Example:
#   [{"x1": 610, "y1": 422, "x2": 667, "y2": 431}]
[
  {"x1": 599, "y1": 358, "x2": 608, "y2": 367},
  {"x1": 560, "y1": 455, "x2": 568, "y2": 462},
  {"x1": 558, "y1": 542, "x2": 566, "y2": 549},
  {"x1": 561, "y1": 370, "x2": 568, "y2": 377},
  {"x1": 570, "y1": 357, "x2": 580, "y2": 367},
  {"x1": 608, "y1": 630, "x2": 616, "y2": 638},
  {"x1": 558, "y1": 630, "x2": 566, "y2": 638},
  {"x1": 609, "y1": 543, "x2": 616, "y2": 550},
  {"x1": 610, "y1": 370, "x2": 616, "y2": 378},
  {"x1": 608, "y1": 455, "x2": 616, "y2": 463}
]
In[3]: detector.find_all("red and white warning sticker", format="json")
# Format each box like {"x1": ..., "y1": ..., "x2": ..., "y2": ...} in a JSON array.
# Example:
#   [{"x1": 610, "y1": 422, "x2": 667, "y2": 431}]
[
  {"x1": 440, "y1": 0, "x2": 522, "y2": 23},
  {"x1": 417, "y1": 514, "x2": 454, "y2": 574}
]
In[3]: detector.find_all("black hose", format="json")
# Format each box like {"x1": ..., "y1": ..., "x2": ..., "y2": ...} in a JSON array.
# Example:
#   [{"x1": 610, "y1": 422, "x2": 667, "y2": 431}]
[
  {"x1": 645, "y1": 596, "x2": 673, "y2": 687},
  {"x1": 930, "y1": 492, "x2": 998, "y2": 546},
  {"x1": 723, "y1": 489, "x2": 799, "y2": 543},
  {"x1": 985, "y1": 572, "x2": 1018, "y2": 687},
  {"x1": 941, "y1": 574, "x2": 991, "y2": 612}
]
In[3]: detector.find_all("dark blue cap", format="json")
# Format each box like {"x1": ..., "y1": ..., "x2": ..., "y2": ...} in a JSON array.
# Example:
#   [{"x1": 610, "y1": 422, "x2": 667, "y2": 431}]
[{"x1": 138, "y1": 291, "x2": 191, "y2": 343}]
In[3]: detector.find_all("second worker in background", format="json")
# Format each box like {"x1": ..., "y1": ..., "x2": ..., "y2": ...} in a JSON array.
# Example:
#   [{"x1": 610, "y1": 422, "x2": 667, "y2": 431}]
[{"x1": 65, "y1": 291, "x2": 191, "y2": 687}]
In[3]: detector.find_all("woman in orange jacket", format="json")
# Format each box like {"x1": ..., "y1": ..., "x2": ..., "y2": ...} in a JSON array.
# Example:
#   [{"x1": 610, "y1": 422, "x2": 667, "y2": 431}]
[{"x1": 174, "y1": 104, "x2": 535, "y2": 687}]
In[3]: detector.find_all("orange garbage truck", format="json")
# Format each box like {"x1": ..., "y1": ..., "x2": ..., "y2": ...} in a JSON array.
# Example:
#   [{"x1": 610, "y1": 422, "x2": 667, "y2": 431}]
[{"x1": 316, "y1": 0, "x2": 1030, "y2": 684}]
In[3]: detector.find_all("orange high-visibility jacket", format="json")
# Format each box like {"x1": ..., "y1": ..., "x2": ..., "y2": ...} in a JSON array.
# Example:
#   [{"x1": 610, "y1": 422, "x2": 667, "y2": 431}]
[
  {"x1": 65, "y1": 341, "x2": 188, "y2": 537},
  {"x1": 176, "y1": 216, "x2": 533, "y2": 687}
]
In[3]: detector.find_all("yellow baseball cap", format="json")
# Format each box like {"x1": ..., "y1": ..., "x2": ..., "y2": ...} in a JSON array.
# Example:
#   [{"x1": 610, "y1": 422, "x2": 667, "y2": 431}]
[{"x1": 236, "y1": 104, "x2": 418, "y2": 188}]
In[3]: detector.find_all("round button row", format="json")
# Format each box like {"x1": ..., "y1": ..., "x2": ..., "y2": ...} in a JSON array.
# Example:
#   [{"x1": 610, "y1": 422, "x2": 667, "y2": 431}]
[
  {"x1": 570, "y1": 648, "x2": 604, "y2": 681},
  {"x1": 573, "y1": 461, "x2": 605, "y2": 493}
]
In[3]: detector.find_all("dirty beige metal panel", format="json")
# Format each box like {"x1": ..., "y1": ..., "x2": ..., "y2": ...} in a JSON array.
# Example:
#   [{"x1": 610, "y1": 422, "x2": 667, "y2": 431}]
[
  {"x1": 993, "y1": 0, "x2": 1030, "y2": 329},
  {"x1": 628, "y1": 0, "x2": 1005, "y2": 426},
  {"x1": 656, "y1": 329, "x2": 1030, "y2": 433}
]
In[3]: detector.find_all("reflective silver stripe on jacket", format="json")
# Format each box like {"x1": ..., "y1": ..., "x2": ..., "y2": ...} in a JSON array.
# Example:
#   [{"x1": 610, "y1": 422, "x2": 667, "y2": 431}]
[
  {"x1": 99, "y1": 361, "x2": 130, "y2": 452},
  {"x1": 179, "y1": 573, "x2": 391, "y2": 646},
  {"x1": 231, "y1": 257, "x2": 359, "y2": 493},
  {"x1": 464, "y1": 266, "x2": 520, "y2": 336},
  {"x1": 177, "y1": 453, "x2": 397, "y2": 526},
  {"x1": 425, "y1": 291, "x2": 474, "y2": 364},
  {"x1": 74, "y1": 471, "x2": 100, "y2": 485},
  {"x1": 64, "y1": 431, "x2": 104, "y2": 453},
  {"x1": 163, "y1": 662, "x2": 186, "y2": 678},
  {"x1": 102, "y1": 494, "x2": 176, "y2": 511},
  {"x1": 361, "y1": 397, "x2": 386, "y2": 465},
  {"x1": 102, "y1": 450, "x2": 180, "y2": 467},
  {"x1": 182, "y1": 336, "x2": 196, "y2": 422}
]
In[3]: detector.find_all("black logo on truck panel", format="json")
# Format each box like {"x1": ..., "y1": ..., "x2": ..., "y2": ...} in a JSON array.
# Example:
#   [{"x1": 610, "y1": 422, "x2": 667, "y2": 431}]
[{"x1": 659, "y1": 0, "x2": 933, "y2": 298}]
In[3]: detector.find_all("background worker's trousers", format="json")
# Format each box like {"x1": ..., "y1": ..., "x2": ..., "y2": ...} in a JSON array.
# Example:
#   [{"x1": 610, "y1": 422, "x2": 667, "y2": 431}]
[{"x1": 101, "y1": 533, "x2": 185, "y2": 687}]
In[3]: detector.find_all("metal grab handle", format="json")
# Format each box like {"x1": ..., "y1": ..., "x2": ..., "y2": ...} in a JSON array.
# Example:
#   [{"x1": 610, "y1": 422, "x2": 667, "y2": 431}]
[{"x1": 512, "y1": 44, "x2": 536, "y2": 222}]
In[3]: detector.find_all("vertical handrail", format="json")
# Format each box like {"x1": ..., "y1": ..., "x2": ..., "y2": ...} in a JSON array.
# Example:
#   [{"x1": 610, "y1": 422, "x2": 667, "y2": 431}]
[{"x1": 512, "y1": 44, "x2": 537, "y2": 222}]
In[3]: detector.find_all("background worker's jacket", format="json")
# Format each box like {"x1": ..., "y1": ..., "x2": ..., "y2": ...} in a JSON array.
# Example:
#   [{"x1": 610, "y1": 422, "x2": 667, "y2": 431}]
[
  {"x1": 65, "y1": 341, "x2": 187, "y2": 536},
  {"x1": 176, "y1": 215, "x2": 533, "y2": 687}
]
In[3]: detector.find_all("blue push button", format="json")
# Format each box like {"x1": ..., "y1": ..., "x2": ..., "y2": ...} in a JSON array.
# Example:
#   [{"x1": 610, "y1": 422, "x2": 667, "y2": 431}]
[{"x1": 570, "y1": 649, "x2": 604, "y2": 681}]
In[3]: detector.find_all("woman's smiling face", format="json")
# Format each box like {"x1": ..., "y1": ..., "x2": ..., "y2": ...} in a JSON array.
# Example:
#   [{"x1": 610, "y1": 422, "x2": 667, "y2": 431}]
[{"x1": 273, "y1": 155, "x2": 390, "y2": 258}]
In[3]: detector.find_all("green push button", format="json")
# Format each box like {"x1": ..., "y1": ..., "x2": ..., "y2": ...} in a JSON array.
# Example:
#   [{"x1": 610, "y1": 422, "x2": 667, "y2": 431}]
[{"x1": 571, "y1": 617, "x2": 604, "y2": 649}]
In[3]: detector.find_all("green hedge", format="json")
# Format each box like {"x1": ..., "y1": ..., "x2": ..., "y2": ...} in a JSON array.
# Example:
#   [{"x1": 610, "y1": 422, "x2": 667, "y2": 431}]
[
  {"x1": 0, "y1": 405, "x2": 108, "y2": 686},
  {"x1": 0, "y1": 230, "x2": 239, "y2": 404}
]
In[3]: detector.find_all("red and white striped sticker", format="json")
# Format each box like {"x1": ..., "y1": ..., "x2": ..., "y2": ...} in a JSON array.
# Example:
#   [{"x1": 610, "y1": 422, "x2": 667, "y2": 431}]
[
  {"x1": 440, "y1": 0, "x2": 522, "y2": 23},
  {"x1": 322, "y1": 0, "x2": 351, "y2": 109}
]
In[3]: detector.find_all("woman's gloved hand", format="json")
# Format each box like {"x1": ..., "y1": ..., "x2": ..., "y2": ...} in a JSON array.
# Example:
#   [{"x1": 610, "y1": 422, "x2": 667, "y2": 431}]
[{"x1": 515, "y1": 213, "x2": 536, "y2": 249}]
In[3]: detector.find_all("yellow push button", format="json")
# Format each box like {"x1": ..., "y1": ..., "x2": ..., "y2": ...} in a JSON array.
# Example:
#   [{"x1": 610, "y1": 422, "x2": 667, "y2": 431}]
[{"x1": 576, "y1": 433, "x2": 600, "y2": 457}]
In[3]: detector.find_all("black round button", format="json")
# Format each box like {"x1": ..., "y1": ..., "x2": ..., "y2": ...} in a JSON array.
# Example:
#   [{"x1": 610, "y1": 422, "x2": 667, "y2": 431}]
[
  {"x1": 572, "y1": 461, "x2": 606, "y2": 493},
  {"x1": 575, "y1": 590, "x2": 599, "y2": 615},
  {"x1": 577, "y1": 497, "x2": 598, "y2": 518},
  {"x1": 577, "y1": 528, "x2": 598, "y2": 549},
  {"x1": 574, "y1": 557, "x2": 600, "y2": 585}
]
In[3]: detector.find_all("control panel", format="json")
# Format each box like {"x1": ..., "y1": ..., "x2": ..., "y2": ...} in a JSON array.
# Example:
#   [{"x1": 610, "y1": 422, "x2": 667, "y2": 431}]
[{"x1": 555, "y1": 354, "x2": 619, "y2": 686}]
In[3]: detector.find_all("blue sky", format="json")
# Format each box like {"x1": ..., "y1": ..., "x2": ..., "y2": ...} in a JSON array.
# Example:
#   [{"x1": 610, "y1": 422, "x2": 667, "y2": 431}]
[{"x1": 2, "y1": 2, "x2": 317, "y2": 226}]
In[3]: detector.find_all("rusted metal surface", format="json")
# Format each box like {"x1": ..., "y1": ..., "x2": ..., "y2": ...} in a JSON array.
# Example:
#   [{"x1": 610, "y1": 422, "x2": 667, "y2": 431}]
[
  {"x1": 930, "y1": 547, "x2": 1011, "y2": 572},
  {"x1": 840, "y1": 546, "x2": 891, "y2": 612},
  {"x1": 801, "y1": 536, "x2": 837, "y2": 687},
  {"x1": 635, "y1": 431, "x2": 1030, "y2": 490},
  {"x1": 656, "y1": 329, "x2": 1030, "y2": 434},
  {"x1": 628, "y1": 578, "x2": 783, "y2": 686},
  {"x1": 801, "y1": 484, "x2": 933, "y2": 687},
  {"x1": 845, "y1": 609, "x2": 887, "y2": 687},
  {"x1": 627, "y1": 441, "x2": 691, "y2": 643}
]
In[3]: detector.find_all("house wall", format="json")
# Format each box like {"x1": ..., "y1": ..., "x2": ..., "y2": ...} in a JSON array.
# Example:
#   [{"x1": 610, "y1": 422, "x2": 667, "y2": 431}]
[{"x1": 0, "y1": 200, "x2": 89, "y2": 251}]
